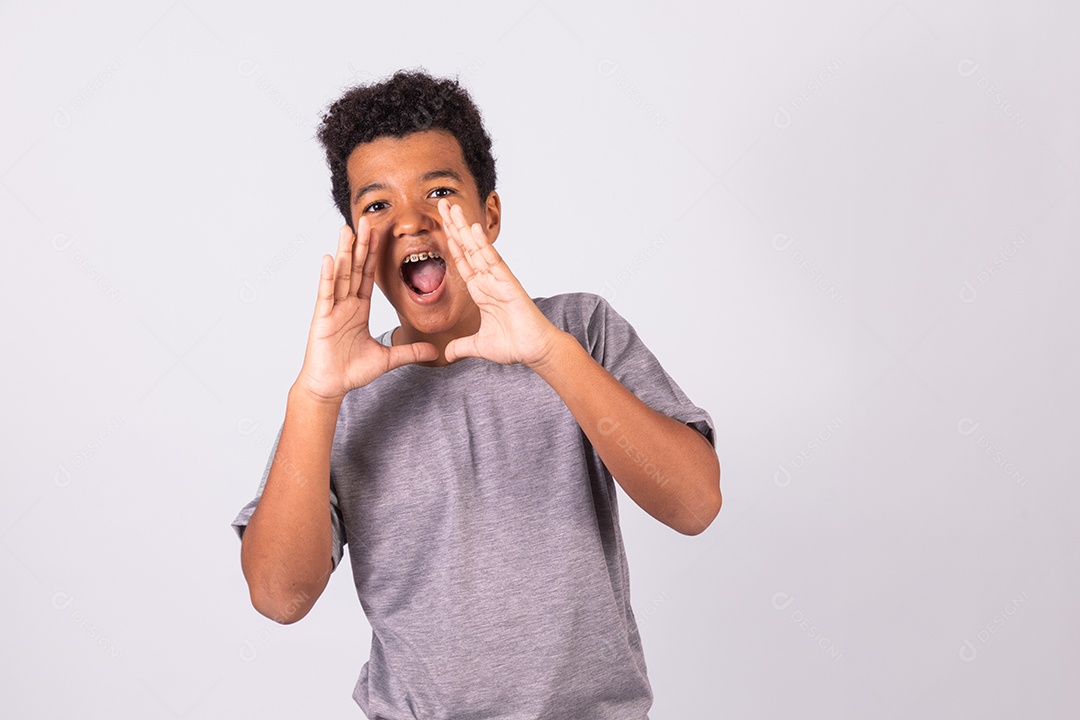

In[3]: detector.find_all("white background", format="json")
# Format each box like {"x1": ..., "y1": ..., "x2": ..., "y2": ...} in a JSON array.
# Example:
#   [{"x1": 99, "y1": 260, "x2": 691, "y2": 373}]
[{"x1": 3, "y1": 1, "x2": 1078, "y2": 717}]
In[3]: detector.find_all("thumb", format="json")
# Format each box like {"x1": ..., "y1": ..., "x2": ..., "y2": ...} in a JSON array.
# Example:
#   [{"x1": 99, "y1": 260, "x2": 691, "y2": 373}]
[
  {"x1": 385, "y1": 341, "x2": 439, "y2": 371},
  {"x1": 443, "y1": 335, "x2": 481, "y2": 364}
]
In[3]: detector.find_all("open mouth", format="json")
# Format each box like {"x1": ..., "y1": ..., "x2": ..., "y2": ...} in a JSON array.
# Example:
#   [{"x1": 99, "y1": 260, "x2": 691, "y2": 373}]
[{"x1": 400, "y1": 250, "x2": 447, "y2": 297}]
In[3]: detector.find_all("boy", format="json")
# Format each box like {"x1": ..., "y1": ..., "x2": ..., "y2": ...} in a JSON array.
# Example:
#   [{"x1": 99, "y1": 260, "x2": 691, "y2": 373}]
[{"x1": 232, "y1": 69, "x2": 721, "y2": 718}]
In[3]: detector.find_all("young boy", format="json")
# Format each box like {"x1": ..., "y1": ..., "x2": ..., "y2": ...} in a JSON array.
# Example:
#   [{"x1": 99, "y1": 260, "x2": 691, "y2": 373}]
[{"x1": 232, "y1": 69, "x2": 721, "y2": 719}]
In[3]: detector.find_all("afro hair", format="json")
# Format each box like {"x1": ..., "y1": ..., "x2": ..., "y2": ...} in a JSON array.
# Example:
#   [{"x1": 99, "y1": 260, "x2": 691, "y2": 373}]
[{"x1": 315, "y1": 68, "x2": 498, "y2": 231}]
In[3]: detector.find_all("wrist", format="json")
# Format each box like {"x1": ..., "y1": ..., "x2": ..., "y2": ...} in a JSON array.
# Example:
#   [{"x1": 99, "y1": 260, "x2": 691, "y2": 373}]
[
  {"x1": 525, "y1": 329, "x2": 578, "y2": 376},
  {"x1": 289, "y1": 379, "x2": 346, "y2": 411}
]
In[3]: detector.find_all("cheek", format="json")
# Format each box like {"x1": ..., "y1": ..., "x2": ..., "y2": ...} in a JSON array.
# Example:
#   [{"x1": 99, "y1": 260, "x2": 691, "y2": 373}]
[
  {"x1": 374, "y1": 257, "x2": 398, "y2": 292},
  {"x1": 373, "y1": 265, "x2": 389, "y2": 292},
  {"x1": 367, "y1": 225, "x2": 394, "y2": 290}
]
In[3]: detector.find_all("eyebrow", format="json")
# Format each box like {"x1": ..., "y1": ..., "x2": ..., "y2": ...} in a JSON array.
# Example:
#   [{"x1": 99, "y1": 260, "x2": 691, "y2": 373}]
[{"x1": 352, "y1": 168, "x2": 464, "y2": 206}]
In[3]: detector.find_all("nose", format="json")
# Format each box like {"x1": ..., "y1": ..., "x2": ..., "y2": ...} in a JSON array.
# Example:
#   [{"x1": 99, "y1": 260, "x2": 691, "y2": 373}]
[{"x1": 391, "y1": 196, "x2": 440, "y2": 239}]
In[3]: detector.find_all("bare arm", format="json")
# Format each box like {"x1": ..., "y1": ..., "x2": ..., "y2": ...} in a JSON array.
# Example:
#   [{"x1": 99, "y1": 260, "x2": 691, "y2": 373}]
[
  {"x1": 239, "y1": 385, "x2": 341, "y2": 624},
  {"x1": 238, "y1": 218, "x2": 437, "y2": 624},
  {"x1": 436, "y1": 198, "x2": 720, "y2": 535},
  {"x1": 529, "y1": 332, "x2": 721, "y2": 535}
]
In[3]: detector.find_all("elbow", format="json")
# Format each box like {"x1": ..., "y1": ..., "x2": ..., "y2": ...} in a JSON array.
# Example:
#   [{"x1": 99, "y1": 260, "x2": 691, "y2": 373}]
[
  {"x1": 240, "y1": 532, "x2": 328, "y2": 624},
  {"x1": 241, "y1": 554, "x2": 321, "y2": 626},
  {"x1": 676, "y1": 461, "x2": 721, "y2": 536},
  {"x1": 676, "y1": 492, "x2": 721, "y2": 536},
  {"x1": 249, "y1": 585, "x2": 317, "y2": 625}
]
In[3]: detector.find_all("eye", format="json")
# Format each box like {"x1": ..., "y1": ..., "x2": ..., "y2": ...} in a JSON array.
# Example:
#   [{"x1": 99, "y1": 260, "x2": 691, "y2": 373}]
[
  {"x1": 363, "y1": 200, "x2": 388, "y2": 214},
  {"x1": 429, "y1": 187, "x2": 454, "y2": 198}
]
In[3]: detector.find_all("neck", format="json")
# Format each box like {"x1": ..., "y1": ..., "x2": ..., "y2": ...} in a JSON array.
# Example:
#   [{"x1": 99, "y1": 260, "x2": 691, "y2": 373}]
[{"x1": 393, "y1": 303, "x2": 481, "y2": 367}]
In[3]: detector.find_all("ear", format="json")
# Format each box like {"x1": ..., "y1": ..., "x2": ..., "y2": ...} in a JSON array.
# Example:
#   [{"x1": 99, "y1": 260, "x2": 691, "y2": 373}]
[{"x1": 483, "y1": 190, "x2": 502, "y2": 245}]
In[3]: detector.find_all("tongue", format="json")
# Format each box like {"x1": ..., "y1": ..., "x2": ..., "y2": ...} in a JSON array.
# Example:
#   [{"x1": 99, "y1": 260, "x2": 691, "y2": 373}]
[{"x1": 405, "y1": 258, "x2": 446, "y2": 294}]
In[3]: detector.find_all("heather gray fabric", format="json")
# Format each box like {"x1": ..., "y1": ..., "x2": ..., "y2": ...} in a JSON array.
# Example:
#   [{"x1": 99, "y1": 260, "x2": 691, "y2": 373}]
[{"x1": 231, "y1": 292, "x2": 716, "y2": 719}]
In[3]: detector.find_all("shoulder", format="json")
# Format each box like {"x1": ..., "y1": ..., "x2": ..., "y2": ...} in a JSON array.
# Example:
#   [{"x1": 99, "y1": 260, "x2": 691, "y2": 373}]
[
  {"x1": 532, "y1": 292, "x2": 632, "y2": 358},
  {"x1": 532, "y1": 291, "x2": 613, "y2": 328}
]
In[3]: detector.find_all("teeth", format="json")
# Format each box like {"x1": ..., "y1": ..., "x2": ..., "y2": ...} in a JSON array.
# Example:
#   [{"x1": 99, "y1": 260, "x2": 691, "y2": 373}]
[{"x1": 402, "y1": 251, "x2": 441, "y2": 264}]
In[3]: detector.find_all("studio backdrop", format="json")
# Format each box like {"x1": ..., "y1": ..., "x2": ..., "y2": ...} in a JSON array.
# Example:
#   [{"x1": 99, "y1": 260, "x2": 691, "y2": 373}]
[{"x1": 3, "y1": 1, "x2": 1077, "y2": 717}]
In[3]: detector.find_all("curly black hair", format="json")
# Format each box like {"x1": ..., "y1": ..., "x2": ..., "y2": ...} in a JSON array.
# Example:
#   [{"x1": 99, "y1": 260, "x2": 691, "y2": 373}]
[{"x1": 315, "y1": 68, "x2": 497, "y2": 231}]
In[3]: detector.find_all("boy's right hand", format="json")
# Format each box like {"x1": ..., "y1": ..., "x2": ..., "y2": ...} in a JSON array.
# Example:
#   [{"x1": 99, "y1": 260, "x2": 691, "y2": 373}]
[{"x1": 293, "y1": 217, "x2": 439, "y2": 403}]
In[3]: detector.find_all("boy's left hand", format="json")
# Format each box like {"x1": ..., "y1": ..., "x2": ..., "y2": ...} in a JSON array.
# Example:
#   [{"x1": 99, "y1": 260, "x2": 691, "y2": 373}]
[{"x1": 438, "y1": 198, "x2": 564, "y2": 367}]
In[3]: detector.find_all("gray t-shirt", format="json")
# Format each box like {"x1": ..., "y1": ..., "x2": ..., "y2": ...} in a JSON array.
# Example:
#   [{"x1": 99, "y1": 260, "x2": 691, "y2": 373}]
[{"x1": 231, "y1": 292, "x2": 716, "y2": 719}]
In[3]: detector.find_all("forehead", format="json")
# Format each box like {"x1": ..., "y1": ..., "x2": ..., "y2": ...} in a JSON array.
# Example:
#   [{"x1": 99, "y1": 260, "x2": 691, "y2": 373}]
[{"x1": 345, "y1": 129, "x2": 471, "y2": 189}]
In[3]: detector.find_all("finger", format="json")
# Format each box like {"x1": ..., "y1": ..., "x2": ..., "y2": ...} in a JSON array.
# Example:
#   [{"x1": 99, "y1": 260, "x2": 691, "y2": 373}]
[
  {"x1": 333, "y1": 223, "x2": 354, "y2": 303},
  {"x1": 439, "y1": 199, "x2": 476, "y2": 284},
  {"x1": 437, "y1": 197, "x2": 453, "y2": 226},
  {"x1": 357, "y1": 218, "x2": 381, "y2": 302},
  {"x1": 346, "y1": 222, "x2": 362, "y2": 298},
  {"x1": 385, "y1": 341, "x2": 440, "y2": 370},
  {"x1": 470, "y1": 220, "x2": 503, "y2": 267},
  {"x1": 349, "y1": 217, "x2": 372, "y2": 299},
  {"x1": 438, "y1": 197, "x2": 462, "y2": 251},
  {"x1": 447, "y1": 202, "x2": 480, "y2": 264},
  {"x1": 446, "y1": 231, "x2": 475, "y2": 286},
  {"x1": 314, "y1": 254, "x2": 335, "y2": 319},
  {"x1": 444, "y1": 334, "x2": 480, "y2": 364},
  {"x1": 450, "y1": 202, "x2": 500, "y2": 269}
]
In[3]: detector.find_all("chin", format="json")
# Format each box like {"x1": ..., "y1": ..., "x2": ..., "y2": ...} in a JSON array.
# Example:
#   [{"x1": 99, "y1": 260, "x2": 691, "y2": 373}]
[
  {"x1": 407, "y1": 313, "x2": 454, "y2": 336},
  {"x1": 394, "y1": 299, "x2": 458, "y2": 335}
]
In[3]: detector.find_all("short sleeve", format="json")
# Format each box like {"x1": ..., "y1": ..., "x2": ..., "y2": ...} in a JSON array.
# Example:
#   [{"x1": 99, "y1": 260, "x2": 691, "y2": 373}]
[
  {"x1": 230, "y1": 421, "x2": 347, "y2": 572},
  {"x1": 578, "y1": 294, "x2": 716, "y2": 449}
]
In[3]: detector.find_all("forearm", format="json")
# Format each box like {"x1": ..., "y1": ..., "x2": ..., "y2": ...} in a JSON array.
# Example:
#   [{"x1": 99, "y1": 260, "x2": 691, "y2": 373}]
[
  {"x1": 240, "y1": 382, "x2": 340, "y2": 623},
  {"x1": 529, "y1": 331, "x2": 721, "y2": 535}
]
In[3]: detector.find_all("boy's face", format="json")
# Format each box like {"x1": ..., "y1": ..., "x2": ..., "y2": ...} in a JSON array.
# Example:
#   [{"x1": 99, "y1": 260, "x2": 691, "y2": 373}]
[{"x1": 345, "y1": 128, "x2": 500, "y2": 340}]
